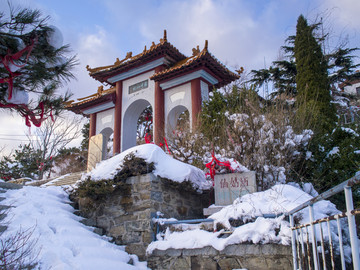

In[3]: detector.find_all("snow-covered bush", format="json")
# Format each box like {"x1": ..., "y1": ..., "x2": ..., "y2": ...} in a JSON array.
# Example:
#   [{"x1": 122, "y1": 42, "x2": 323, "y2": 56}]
[{"x1": 169, "y1": 86, "x2": 313, "y2": 190}]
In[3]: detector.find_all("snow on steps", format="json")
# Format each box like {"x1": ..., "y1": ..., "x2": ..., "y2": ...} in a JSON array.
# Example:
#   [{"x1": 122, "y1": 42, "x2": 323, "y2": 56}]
[
  {"x1": 21, "y1": 171, "x2": 84, "y2": 187},
  {"x1": 43, "y1": 171, "x2": 84, "y2": 186}
]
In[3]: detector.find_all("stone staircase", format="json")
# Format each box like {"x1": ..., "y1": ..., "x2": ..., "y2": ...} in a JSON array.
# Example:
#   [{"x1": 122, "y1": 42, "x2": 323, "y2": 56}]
[
  {"x1": 43, "y1": 171, "x2": 84, "y2": 187},
  {"x1": 23, "y1": 171, "x2": 84, "y2": 187}
]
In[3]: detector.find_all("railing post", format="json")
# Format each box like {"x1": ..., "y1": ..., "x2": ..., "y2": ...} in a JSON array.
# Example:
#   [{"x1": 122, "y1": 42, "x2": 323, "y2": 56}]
[
  {"x1": 344, "y1": 186, "x2": 360, "y2": 270},
  {"x1": 309, "y1": 203, "x2": 319, "y2": 270},
  {"x1": 290, "y1": 214, "x2": 298, "y2": 270}
]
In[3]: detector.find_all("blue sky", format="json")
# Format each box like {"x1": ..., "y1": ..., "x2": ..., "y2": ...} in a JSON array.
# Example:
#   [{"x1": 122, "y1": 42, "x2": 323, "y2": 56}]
[{"x1": 0, "y1": 0, "x2": 359, "y2": 155}]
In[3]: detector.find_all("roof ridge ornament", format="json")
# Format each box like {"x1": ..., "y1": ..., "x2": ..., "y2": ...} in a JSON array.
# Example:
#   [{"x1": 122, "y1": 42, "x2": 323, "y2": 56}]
[
  {"x1": 204, "y1": 40, "x2": 208, "y2": 52},
  {"x1": 86, "y1": 64, "x2": 115, "y2": 74},
  {"x1": 192, "y1": 45, "x2": 200, "y2": 56},
  {"x1": 160, "y1": 29, "x2": 167, "y2": 44}
]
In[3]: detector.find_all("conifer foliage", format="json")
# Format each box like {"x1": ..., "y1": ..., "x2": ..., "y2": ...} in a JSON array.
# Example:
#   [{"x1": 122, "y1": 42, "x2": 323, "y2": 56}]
[
  {"x1": 294, "y1": 15, "x2": 336, "y2": 133},
  {"x1": 0, "y1": 4, "x2": 77, "y2": 127}
]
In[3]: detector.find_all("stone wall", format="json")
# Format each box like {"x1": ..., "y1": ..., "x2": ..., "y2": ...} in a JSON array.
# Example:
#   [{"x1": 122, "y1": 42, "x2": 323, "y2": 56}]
[
  {"x1": 147, "y1": 244, "x2": 293, "y2": 270},
  {"x1": 77, "y1": 173, "x2": 210, "y2": 259}
]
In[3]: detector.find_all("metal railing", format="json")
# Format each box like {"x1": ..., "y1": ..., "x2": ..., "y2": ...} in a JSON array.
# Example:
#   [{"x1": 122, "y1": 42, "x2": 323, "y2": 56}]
[{"x1": 288, "y1": 174, "x2": 360, "y2": 270}]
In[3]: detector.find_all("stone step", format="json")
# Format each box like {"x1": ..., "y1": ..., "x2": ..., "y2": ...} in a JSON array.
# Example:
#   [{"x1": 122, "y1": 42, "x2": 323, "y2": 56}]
[
  {"x1": 0, "y1": 182, "x2": 22, "y2": 190},
  {"x1": 46, "y1": 172, "x2": 84, "y2": 187},
  {"x1": 0, "y1": 205, "x2": 11, "y2": 211},
  {"x1": 0, "y1": 225, "x2": 7, "y2": 233},
  {"x1": 0, "y1": 211, "x2": 7, "y2": 221}
]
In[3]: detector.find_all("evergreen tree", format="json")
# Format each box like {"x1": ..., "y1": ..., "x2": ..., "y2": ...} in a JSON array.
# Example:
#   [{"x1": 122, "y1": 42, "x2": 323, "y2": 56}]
[
  {"x1": 80, "y1": 121, "x2": 90, "y2": 151},
  {"x1": 0, "y1": 144, "x2": 46, "y2": 180},
  {"x1": 250, "y1": 17, "x2": 359, "y2": 100},
  {"x1": 200, "y1": 89, "x2": 227, "y2": 144},
  {"x1": 294, "y1": 15, "x2": 336, "y2": 133},
  {"x1": 0, "y1": 4, "x2": 77, "y2": 127}
]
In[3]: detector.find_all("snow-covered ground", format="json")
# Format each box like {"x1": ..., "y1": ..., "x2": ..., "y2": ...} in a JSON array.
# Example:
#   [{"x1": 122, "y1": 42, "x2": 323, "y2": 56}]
[
  {"x1": 1, "y1": 144, "x2": 354, "y2": 268},
  {"x1": 147, "y1": 183, "x2": 346, "y2": 257},
  {"x1": 1, "y1": 185, "x2": 148, "y2": 270}
]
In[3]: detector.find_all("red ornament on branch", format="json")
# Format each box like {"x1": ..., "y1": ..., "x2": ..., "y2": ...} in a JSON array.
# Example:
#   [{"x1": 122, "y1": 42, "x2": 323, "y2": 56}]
[{"x1": 205, "y1": 151, "x2": 234, "y2": 184}]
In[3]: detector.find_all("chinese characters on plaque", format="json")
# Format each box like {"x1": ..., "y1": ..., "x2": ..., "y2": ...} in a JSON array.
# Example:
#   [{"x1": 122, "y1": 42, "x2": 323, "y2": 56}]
[{"x1": 214, "y1": 171, "x2": 256, "y2": 206}]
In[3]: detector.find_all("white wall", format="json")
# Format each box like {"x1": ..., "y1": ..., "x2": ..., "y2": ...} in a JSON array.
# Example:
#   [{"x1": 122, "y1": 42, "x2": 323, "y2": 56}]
[
  {"x1": 121, "y1": 70, "x2": 155, "y2": 151},
  {"x1": 164, "y1": 82, "x2": 192, "y2": 134},
  {"x1": 201, "y1": 80, "x2": 210, "y2": 102},
  {"x1": 122, "y1": 70, "x2": 155, "y2": 115},
  {"x1": 96, "y1": 108, "x2": 115, "y2": 135}
]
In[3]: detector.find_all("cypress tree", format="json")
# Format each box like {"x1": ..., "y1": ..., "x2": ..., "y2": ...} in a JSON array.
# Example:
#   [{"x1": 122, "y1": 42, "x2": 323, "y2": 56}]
[{"x1": 294, "y1": 15, "x2": 336, "y2": 133}]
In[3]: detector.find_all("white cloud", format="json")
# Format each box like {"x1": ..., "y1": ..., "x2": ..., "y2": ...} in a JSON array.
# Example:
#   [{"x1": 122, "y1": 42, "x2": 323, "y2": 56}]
[
  {"x1": 133, "y1": 0, "x2": 285, "y2": 72},
  {"x1": 323, "y1": 0, "x2": 360, "y2": 30},
  {"x1": 59, "y1": 26, "x2": 120, "y2": 100}
]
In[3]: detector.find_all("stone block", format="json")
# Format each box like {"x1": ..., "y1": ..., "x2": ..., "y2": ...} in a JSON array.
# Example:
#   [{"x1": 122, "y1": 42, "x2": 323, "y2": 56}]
[
  {"x1": 125, "y1": 220, "x2": 150, "y2": 231},
  {"x1": 113, "y1": 214, "x2": 137, "y2": 224},
  {"x1": 151, "y1": 191, "x2": 163, "y2": 202},
  {"x1": 217, "y1": 257, "x2": 242, "y2": 270},
  {"x1": 133, "y1": 194, "x2": 141, "y2": 203},
  {"x1": 163, "y1": 194, "x2": 171, "y2": 203},
  {"x1": 132, "y1": 201, "x2": 151, "y2": 212},
  {"x1": 92, "y1": 227, "x2": 104, "y2": 236},
  {"x1": 140, "y1": 192, "x2": 150, "y2": 200},
  {"x1": 120, "y1": 196, "x2": 133, "y2": 204},
  {"x1": 123, "y1": 231, "x2": 142, "y2": 243},
  {"x1": 182, "y1": 246, "x2": 218, "y2": 256},
  {"x1": 151, "y1": 248, "x2": 182, "y2": 257},
  {"x1": 176, "y1": 206, "x2": 188, "y2": 217},
  {"x1": 80, "y1": 218, "x2": 96, "y2": 227},
  {"x1": 96, "y1": 217, "x2": 111, "y2": 229},
  {"x1": 171, "y1": 257, "x2": 191, "y2": 270},
  {"x1": 126, "y1": 244, "x2": 147, "y2": 260},
  {"x1": 191, "y1": 256, "x2": 218, "y2": 270},
  {"x1": 103, "y1": 205, "x2": 126, "y2": 217},
  {"x1": 87, "y1": 134, "x2": 103, "y2": 171},
  {"x1": 108, "y1": 225, "x2": 125, "y2": 237},
  {"x1": 136, "y1": 209, "x2": 151, "y2": 220},
  {"x1": 142, "y1": 231, "x2": 153, "y2": 244}
]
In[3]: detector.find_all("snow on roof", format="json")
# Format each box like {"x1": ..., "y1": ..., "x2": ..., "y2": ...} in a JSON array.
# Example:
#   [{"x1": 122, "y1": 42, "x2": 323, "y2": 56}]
[{"x1": 86, "y1": 144, "x2": 212, "y2": 191}]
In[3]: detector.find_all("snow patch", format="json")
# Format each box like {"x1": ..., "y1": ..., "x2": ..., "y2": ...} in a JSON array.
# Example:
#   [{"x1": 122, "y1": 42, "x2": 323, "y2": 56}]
[
  {"x1": 2, "y1": 186, "x2": 148, "y2": 270},
  {"x1": 86, "y1": 144, "x2": 212, "y2": 191}
]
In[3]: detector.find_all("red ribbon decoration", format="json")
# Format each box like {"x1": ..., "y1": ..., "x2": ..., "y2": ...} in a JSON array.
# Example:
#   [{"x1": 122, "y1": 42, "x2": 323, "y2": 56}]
[
  {"x1": 163, "y1": 137, "x2": 171, "y2": 155},
  {"x1": 144, "y1": 133, "x2": 152, "y2": 144},
  {"x1": 0, "y1": 37, "x2": 37, "y2": 100},
  {"x1": 205, "y1": 151, "x2": 234, "y2": 184},
  {"x1": 0, "y1": 101, "x2": 53, "y2": 127}
]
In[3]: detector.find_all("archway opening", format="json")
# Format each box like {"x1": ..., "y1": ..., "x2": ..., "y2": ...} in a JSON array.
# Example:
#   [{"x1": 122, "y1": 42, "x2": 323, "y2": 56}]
[
  {"x1": 137, "y1": 105, "x2": 153, "y2": 145},
  {"x1": 167, "y1": 105, "x2": 190, "y2": 136},
  {"x1": 122, "y1": 99, "x2": 152, "y2": 151}
]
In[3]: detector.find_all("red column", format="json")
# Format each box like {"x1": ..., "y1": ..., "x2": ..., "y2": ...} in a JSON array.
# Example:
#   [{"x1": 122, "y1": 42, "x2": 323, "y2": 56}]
[
  {"x1": 89, "y1": 113, "x2": 96, "y2": 139},
  {"x1": 191, "y1": 78, "x2": 202, "y2": 129},
  {"x1": 113, "y1": 81, "x2": 122, "y2": 154},
  {"x1": 154, "y1": 66, "x2": 165, "y2": 146}
]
